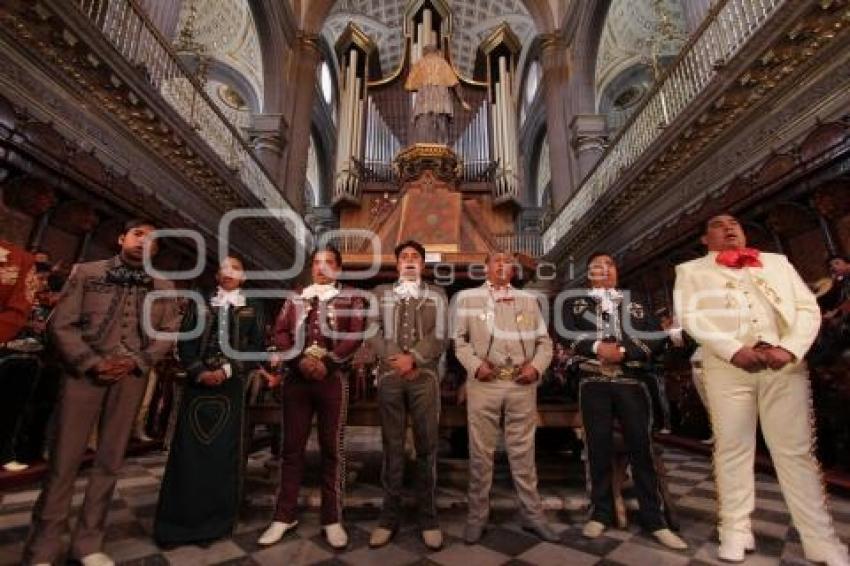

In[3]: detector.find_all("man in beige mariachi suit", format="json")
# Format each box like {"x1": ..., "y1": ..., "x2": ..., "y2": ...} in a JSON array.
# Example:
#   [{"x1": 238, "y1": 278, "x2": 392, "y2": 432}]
[
  {"x1": 453, "y1": 251, "x2": 558, "y2": 544},
  {"x1": 674, "y1": 213, "x2": 849, "y2": 565}
]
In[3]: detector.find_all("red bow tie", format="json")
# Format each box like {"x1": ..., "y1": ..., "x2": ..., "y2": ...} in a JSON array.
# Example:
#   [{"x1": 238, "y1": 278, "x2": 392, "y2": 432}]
[{"x1": 716, "y1": 248, "x2": 762, "y2": 269}]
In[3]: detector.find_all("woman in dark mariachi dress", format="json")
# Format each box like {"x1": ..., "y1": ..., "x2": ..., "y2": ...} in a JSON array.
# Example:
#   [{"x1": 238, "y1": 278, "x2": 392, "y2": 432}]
[{"x1": 154, "y1": 256, "x2": 264, "y2": 546}]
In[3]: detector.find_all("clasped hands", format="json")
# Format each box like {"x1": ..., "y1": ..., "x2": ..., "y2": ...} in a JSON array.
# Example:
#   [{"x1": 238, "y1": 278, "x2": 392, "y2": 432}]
[
  {"x1": 730, "y1": 343, "x2": 794, "y2": 373},
  {"x1": 596, "y1": 341, "x2": 625, "y2": 365},
  {"x1": 474, "y1": 361, "x2": 539, "y2": 385},
  {"x1": 388, "y1": 353, "x2": 416, "y2": 379},
  {"x1": 298, "y1": 356, "x2": 329, "y2": 381},
  {"x1": 91, "y1": 356, "x2": 138, "y2": 383}
]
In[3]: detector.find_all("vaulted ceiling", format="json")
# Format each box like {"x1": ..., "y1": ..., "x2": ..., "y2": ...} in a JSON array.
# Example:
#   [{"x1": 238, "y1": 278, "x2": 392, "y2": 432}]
[
  {"x1": 322, "y1": 0, "x2": 538, "y2": 79},
  {"x1": 175, "y1": 0, "x2": 264, "y2": 110},
  {"x1": 595, "y1": 0, "x2": 687, "y2": 103}
]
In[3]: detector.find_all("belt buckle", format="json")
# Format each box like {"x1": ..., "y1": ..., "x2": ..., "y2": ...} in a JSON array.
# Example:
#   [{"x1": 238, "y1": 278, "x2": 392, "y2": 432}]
[
  {"x1": 496, "y1": 365, "x2": 517, "y2": 381},
  {"x1": 598, "y1": 364, "x2": 622, "y2": 378},
  {"x1": 304, "y1": 344, "x2": 329, "y2": 360}
]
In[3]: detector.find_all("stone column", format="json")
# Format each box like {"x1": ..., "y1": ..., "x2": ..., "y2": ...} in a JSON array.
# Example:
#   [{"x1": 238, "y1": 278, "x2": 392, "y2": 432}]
[
  {"x1": 539, "y1": 34, "x2": 575, "y2": 211},
  {"x1": 247, "y1": 113, "x2": 288, "y2": 182},
  {"x1": 280, "y1": 32, "x2": 322, "y2": 214},
  {"x1": 570, "y1": 114, "x2": 608, "y2": 182}
]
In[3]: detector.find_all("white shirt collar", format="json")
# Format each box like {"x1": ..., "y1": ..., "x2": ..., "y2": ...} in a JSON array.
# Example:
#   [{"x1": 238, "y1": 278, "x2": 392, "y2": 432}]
[
  {"x1": 301, "y1": 283, "x2": 340, "y2": 302},
  {"x1": 394, "y1": 278, "x2": 422, "y2": 299},
  {"x1": 588, "y1": 287, "x2": 622, "y2": 314},
  {"x1": 211, "y1": 286, "x2": 245, "y2": 308},
  {"x1": 486, "y1": 281, "x2": 513, "y2": 301}
]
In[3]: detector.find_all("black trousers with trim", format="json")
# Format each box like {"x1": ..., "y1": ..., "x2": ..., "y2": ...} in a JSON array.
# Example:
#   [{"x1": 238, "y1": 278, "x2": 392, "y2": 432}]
[{"x1": 579, "y1": 377, "x2": 666, "y2": 531}]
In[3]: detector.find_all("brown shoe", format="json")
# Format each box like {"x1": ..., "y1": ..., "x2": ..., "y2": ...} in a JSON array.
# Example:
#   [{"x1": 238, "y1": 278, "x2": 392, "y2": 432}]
[{"x1": 369, "y1": 527, "x2": 394, "y2": 548}]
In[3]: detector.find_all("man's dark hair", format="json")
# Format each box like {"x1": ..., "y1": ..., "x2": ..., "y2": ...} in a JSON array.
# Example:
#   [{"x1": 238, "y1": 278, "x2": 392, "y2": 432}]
[
  {"x1": 484, "y1": 249, "x2": 515, "y2": 263},
  {"x1": 586, "y1": 251, "x2": 615, "y2": 269},
  {"x1": 827, "y1": 254, "x2": 850, "y2": 265},
  {"x1": 221, "y1": 254, "x2": 246, "y2": 268},
  {"x1": 310, "y1": 244, "x2": 343, "y2": 267},
  {"x1": 122, "y1": 218, "x2": 157, "y2": 234},
  {"x1": 394, "y1": 240, "x2": 426, "y2": 260},
  {"x1": 704, "y1": 212, "x2": 738, "y2": 232}
]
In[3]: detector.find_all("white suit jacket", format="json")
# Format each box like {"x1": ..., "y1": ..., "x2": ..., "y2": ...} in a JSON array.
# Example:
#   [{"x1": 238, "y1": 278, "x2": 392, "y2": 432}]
[{"x1": 673, "y1": 252, "x2": 820, "y2": 364}]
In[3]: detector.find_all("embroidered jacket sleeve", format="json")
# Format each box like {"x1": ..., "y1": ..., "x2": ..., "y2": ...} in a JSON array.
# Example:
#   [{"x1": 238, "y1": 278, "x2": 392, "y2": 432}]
[
  {"x1": 328, "y1": 292, "x2": 367, "y2": 365},
  {"x1": 674, "y1": 263, "x2": 744, "y2": 362},
  {"x1": 620, "y1": 299, "x2": 665, "y2": 363},
  {"x1": 136, "y1": 280, "x2": 181, "y2": 375},
  {"x1": 452, "y1": 290, "x2": 485, "y2": 378},
  {"x1": 273, "y1": 298, "x2": 298, "y2": 357},
  {"x1": 776, "y1": 256, "x2": 821, "y2": 360},
  {"x1": 49, "y1": 263, "x2": 103, "y2": 374},
  {"x1": 560, "y1": 298, "x2": 596, "y2": 358},
  {"x1": 365, "y1": 286, "x2": 390, "y2": 360}
]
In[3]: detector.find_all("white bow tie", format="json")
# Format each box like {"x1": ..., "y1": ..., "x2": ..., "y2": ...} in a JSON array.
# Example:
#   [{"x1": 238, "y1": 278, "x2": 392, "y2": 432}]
[
  {"x1": 211, "y1": 288, "x2": 245, "y2": 308},
  {"x1": 301, "y1": 283, "x2": 339, "y2": 302},
  {"x1": 589, "y1": 288, "x2": 622, "y2": 314},
  {"x1": 394, "y1": 280, "x2": 421, "y2": 299}
]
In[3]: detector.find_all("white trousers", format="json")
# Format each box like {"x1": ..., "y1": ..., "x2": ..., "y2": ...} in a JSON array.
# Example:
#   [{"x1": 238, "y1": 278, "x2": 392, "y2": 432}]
[{"x1": 703, "y1": 359, "x2": 846, "y2": 555}]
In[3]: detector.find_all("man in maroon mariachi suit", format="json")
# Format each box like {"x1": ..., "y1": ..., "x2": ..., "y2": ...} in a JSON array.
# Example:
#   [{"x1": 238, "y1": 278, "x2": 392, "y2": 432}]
[{"x1": 258, "y1": 245, "x2": 366, "y2": 550}]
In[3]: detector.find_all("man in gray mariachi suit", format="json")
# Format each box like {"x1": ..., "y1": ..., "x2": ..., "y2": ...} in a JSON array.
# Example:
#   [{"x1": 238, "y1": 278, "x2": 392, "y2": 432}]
[
  {"x1": 367, "y1": 240, "x2": 448, "y2": 551},
  {"x1": 23, "y1": 219, "x2": 181, "y2": 566},
  {"x1": 453, "y1": 251, "x2": 558, "y2": 544}
]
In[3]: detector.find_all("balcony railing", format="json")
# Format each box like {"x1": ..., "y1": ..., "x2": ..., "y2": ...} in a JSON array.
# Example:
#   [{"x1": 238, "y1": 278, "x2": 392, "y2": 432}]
[
  {"x1": 542, "y1": 0, "x2": 785, "y2": 253},
  {"x1": 495, "y1": 232, "x2": 544, "y2": 258},
  {"x1": 75, "y1": 0, "x2": 301, "y2": 224}
]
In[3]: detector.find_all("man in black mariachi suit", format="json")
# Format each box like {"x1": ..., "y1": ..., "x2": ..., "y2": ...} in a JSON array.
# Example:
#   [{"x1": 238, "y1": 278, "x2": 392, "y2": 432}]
[
  {"x1": 560, "y1": 252, "x2": 687, "y2": 550},
  {"x1": 154, "y1": 256, "x2": 265, "y2": 546}
]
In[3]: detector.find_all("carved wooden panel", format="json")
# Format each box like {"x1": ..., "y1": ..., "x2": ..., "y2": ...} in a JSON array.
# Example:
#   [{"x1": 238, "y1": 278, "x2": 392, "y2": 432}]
[
  {"x1": 53, "y1": 201, "x2": 98, "y2": 234},
  {"x1": 812, "y1": 181, "x2": 850, "y2": 220},
  {"x1": 800, "y1": 122, "x2": 848, "y2": 163},
  {"x1": 754, "y1": 153, "x2": 796, "y2": 187}
]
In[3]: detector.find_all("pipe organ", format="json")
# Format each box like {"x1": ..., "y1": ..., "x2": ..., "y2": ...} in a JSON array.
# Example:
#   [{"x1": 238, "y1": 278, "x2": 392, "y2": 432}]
[
  {"x1": 333, "y1": 1, "x2": 542, "y2": 267},
  {"x1": 451, "y1": 100, "x2": 491, "y2": 181},
  {"x1": 363, "y1": 96, "x2": 403, "y2": 183},
  {"x1": 332, "y1": 13, "x2": 523, "y2": 203}
]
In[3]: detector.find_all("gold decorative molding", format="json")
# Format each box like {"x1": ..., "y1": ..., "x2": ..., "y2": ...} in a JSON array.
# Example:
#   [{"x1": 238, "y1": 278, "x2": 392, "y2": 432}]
[
  {"x1": 403, "y1": 0, "x2": 452, "y2": 38},
  {"x1": 480, "y1": 22, "x2": 522, "y2": 57},
  {"x1": 334, "y1": 22, "x2": 377, "y2": 62},
  {"x1": 550, "y1": 0, "x2": 850, "y2": 259},
  {"x1": 0, "y1": 0, "x2": 298, "y2": 263},
  {"x1": 394, "y1": 144, "x2": 462, "y2": 185}
]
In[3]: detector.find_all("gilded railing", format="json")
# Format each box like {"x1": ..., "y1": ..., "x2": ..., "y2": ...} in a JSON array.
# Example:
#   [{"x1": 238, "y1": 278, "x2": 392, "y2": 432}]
[
  {"x1": 542, "y1": 0, "x2": 785, "y2": 253},
  {"x1": 75, "y1": 0, "x2": 299, "y2": 220}
]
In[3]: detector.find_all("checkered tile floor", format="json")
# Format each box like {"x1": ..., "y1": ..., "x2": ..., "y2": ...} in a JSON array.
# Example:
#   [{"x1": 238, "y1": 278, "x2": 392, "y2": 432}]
[{"x1": 1, "y1": 427, "x2": 849, "y2": 565}]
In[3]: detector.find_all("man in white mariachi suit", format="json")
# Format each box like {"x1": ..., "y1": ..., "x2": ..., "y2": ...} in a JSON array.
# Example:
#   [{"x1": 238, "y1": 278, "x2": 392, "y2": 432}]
[{"x1": 674, "y1": 213, "x2": 849, "y2": 565}]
